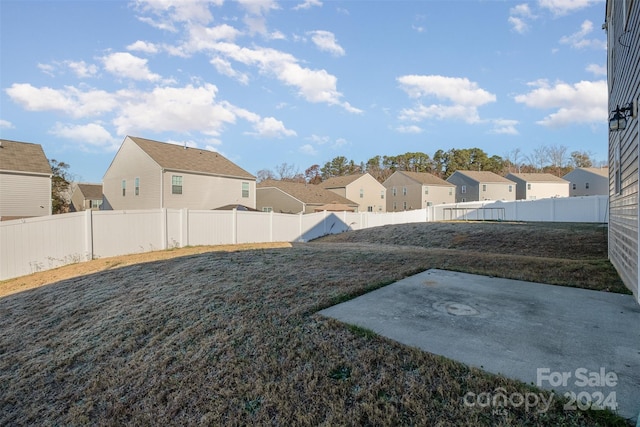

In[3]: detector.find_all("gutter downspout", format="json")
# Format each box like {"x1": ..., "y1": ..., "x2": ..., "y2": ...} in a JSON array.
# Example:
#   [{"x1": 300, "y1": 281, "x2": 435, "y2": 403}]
[{"x1": 160, "y1": 169, "x2": 164, "y2": 209}]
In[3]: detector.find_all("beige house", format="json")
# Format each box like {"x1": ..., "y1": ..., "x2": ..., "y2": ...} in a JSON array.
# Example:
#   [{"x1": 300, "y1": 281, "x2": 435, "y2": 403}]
[
  {"x1": 447, "y1": 171, "x2": 516, "y2": 203},
  {"x1": 383, "y1": 171, "x2": 455, "y2": 211},
  {"x1": 103, "y1": 136, "x2": 256, "y2": 210},
  {"x1": 505, "y1": 173, "x2": 569, "y2": 200},
  {"x1": 320, "y1": 173, "x2": 386, "y2": 212},
  {"x1": 0, "y1": 139, "x2": 52, "y2": 220},
  {"x1": 257, "y1": 180, "x2": 358, "y2": 214},
  {"x1": 70, "y1": 183, "x2": 103, "y2": 211},
  {"x1": 563, "y1": 167, "x2": 609, "y2": 197},
  {"x1": 606, "y1": 0, "x2": 640, "y2": 304}
]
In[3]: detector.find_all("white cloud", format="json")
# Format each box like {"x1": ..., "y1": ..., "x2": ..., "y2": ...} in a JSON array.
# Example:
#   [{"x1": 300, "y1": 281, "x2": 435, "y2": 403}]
[
  {"x1": 293, "y1": 0, "x2": 322, "y2": 10},
  {"x1": 560, "y1": 20, "x2": 606, "y2": 50},
  {"x1": 134, "y1": 0, "x2": 218, "y2": 26},
  {"x1": 586, "y1": 63, "x2": 606, "y2": 76},
  {"x1": 102, "y1": 52, "x2": 162, "y2": 82},
  {"x1": 127, "y1": 40, "x2": 160, "y2": 54},
  {"x1": 396, "y1": 125, "x2": 423, "y2": 134},
  {"x1": 113, "y1": 83, "x2": 236, "y2": 136},
  {"x1": 38, "y1": 63, "x2": 56, "y2": 76},
  {"x1": 50, "y1": 122, "x2": 118, "y2": 150},
  {"x1": 307, "y1": 134, "x2": 330, "y2": 144},
  {"x1": 212, "y1": 42, "x2": 361, "y2": 112},
  {"x1": 235, "y1": 0, "x2": 279, "y2": 35},
  {"x1": 5, "y1": 83, "x2": 119, "y2": 118},
  {"x1": 0, "y1": 119, "x2": 14, "y2": 129},
  {"x1": 397, "y1": 75, "x2": 496, "y2": 124},
  {"x1": 307, "y1": 30, "x2": 345, "y2": 56},
  {"x1": 210, "y1": 57, "x2": 250, "y2": 84},
  {"x1": 299, "y1": 143, "x2": 318, "y2": 155},
  {"x1": 247, "y1": 116, "x2": 297, "y2": 138},
  {"x1": 490, "y1": 119, "x2": 519, "y2": 135},
  {"x1": 514, "y1": 79, "x2": 607, "y2": 127},
  {"x1": 508, "y1": 4, "x2": 535, "y2": 34},
  {"x1": 538, "y1": 0, "x2": 600, "y2": 16},
  {"x1": 66, "y1": 60, "x2": 99, "y2": 78},
  {"x1": 185, "y1": 24, "x2": 241, "y2": 53}
]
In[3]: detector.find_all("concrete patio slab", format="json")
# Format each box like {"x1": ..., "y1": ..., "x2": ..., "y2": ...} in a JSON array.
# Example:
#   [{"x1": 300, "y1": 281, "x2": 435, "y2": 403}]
[{"x1": 319, "y1": 269, "x2": 640, "y2": 423}]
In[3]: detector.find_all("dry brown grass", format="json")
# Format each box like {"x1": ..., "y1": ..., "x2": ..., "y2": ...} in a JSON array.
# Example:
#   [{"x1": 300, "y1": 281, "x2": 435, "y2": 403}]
[{"x1": 0, "y1": 222, "x2": 630, "y2": 426}]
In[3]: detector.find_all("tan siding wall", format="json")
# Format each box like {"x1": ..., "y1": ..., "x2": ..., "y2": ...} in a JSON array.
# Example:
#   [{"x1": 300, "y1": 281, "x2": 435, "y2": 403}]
[
  {"x1": 103, "y1": 137, "x2": 161, "y2": 210},
  {"x1": 608, "y1": 0, "x2": 640, "y2": 301},
  {"x1": 383, "y1": 173, "x2": 422, "y2": 211},
  {"x1": 0, "y1": 172, "x2": 51, "y2": 218},
  {"x1": 425, "y1": 185, "x2": 455, "y2": 205},
  {"x1": 565, "y1": 170, "x2": 609, "y2": 196},
  {"x1": 162, "y1": 172, "x2": 256, "y2": 210},
  {"x1": 344, "y1": 174, "x2": 386, "y2": 212},
  {"x1": 256, "y1": 187, "x2": 304, "y2": 213},
  {"x1": 482, "y1": 183, "x2": 516, "y2": 201}
]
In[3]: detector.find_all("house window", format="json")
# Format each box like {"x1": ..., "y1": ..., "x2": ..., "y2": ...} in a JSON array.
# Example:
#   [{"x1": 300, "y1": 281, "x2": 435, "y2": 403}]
[
  {"x1": 135, "y1": 177, "x2": 140, "y2": 196},
  {"x1": 380, "y1": 191, "x2": 384, "y2": 199},
  {"x1": 482, "y1": 184, "x2": 487, "y2": 192},
  {"x1": 527, "y1": 183, "x2": 531, "y2": 190},
  {"x1": 262, "y1": 207, "x2": 273, "y2": 212},
  {"x1": 427, "y1": 201, "x2": 433, "y2": 207},
  {"x1": 449, "y1": 188, "x2": 453, "y2": 195},
  {"x1": 392, "y1": 187, "x2": 397, "y2": 196},
  {"x1": 572, "y1": 183, "x2": 576, "y2": 190},
  {"x1": 585, "y1": 182, "x2": 590, "y2": 189},
  {"x1": 509, "y1": 185, "x2": 513, "y2": 192},
  {"x1": 122, "y1": 180, "x2": 126, "y2": 196},
  {"x1": 242, "y1": 182, "x2": 250, "y2": 198},
  {"x1": 402, "y1": 187, "x2": 407, "y2": 196},
  {"x1": 172, "y1": 175, "x2": 183, "y2": 195},
  {"x1": 367, "y1": 206, "x2": 373, "y2": 212},
  {"x1": 393, "y1": 202, "x2": 397, "y2": 211},
  {"x1": 360, "y1": 189, "x2": 364, "y2": 198},
  {"x1": 424, "y1": 186, "x2": 429, "y2": 195},
  {"x1": 90, "y1": 199, "x2": 102, "y2": 209},
  {"x1": 461, "y1": 185, "x2": 466, "y2": 194},
  {"x1": 461, "y1": 198, "x2": 466, "y2": 202},
  {"x1": 403, "y1": 201, "x2": 407, "y2": 210}
]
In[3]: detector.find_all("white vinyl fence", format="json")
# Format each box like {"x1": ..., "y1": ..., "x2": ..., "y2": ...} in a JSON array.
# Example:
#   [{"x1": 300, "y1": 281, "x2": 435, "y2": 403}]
[{"x1": 0, "y1": 195, "x2": 607, "y2": 281}]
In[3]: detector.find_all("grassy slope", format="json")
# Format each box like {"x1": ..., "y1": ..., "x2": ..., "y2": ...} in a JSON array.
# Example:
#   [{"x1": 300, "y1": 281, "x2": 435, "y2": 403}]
[{"x1": 0, "y1": 222, "x2": 631, "y2": 426}]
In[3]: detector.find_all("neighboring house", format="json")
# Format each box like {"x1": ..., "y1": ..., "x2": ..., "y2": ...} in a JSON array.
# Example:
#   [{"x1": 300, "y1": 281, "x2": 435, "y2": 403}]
[
  {"x1": 606, "y1": 0, "x2": 640, "y2": 304},
  {"x1": 320, "y1": 173, "x2": 386, "y2": 212},
  {"x1": 256, "y1": 180, "x2": 359, "y2": 214},
  {"x1": 70, "y1": 183, "x2": 103, "y2": 211},
  {"x1": 505, "y1": 173, "x2": 569, "y2": 200},
  {"x1": 563, "y1": 167, "x2": 609, "y2": 197},
  {"x1": 0, "y1": 139, "x2": 52, "y2": 220},
  {"x1": 383, "y1": 171, "x2": 455, "y2": 211},
  {"x1": 103, "y1": 136, "x2": 256, "y2": 210},
  {"x1": 446, "y1": 171, "x2": 516, "y2": 203}
]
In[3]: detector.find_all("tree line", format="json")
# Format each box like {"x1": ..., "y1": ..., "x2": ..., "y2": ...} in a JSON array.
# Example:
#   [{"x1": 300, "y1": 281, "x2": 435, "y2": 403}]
[{"x1": 257, "y1": 145, "x2": 605, "y2": 184}]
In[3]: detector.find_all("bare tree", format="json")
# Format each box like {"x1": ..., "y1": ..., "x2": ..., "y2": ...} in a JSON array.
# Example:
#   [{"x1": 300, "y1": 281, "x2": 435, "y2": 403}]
[
  {"x1": 547, "y1": 144, "x2": 569, "y2": 168},
  {"x1": 256, "y1": 169, "x2": 276, "y2": 182},
  {"x1": 526, "y1": 146, "x2": 549, "y2": 171}
]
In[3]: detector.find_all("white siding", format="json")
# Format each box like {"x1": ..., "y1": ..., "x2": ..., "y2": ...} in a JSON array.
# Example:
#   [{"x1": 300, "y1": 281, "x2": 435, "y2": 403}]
[
  {"x1": 343, "y1": 174, "x2": 387, "y2": 213},
  {"x1": 0, "y1": 172, "x2": 51, "y2": 218},
  {"x1": 103, "y1": 137, "x2": 161, "y2": 210},
  {"x1": 162, "y1": 172, "x2": 256, "y2": 210}
]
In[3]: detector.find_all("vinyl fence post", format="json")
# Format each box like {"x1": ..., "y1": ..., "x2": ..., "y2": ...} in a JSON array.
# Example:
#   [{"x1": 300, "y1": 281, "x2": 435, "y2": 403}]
[
  {"x1": 181, "y1": 208, "x2": 189, "y2": 247},
  {"x1": 232, "y1": 208, "x2": 237, "y2": 244},
  {"x1": 85, "y1": 209, "x2": 94, "y2": 261},
  {"x1": 161, "y1": 208, "x2": 168, "y2": 250}
]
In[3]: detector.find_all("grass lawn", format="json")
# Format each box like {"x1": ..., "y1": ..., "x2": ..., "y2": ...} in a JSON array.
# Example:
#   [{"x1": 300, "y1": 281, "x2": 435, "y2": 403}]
[{"x1": 0, "y1": 221, "x2": 632, "y2": 426}]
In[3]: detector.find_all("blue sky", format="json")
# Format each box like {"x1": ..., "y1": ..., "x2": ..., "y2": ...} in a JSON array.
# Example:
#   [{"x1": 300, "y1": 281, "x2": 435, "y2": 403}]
[{"x1": 1, "y1": 0, "x2": 607, "y2": 183}]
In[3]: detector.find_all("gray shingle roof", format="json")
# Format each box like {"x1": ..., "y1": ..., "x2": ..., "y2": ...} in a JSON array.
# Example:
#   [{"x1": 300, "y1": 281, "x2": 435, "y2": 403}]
[
  {"x1": 0, "y1": 139, "x2": 51, "y2": 175},
  {"x1": 452, "y1": 170, "x2": 514, "y2": 183},
  {"x1": 320, "y1": 174, "x2": 365, "y2": 188},
  {"x1": 258, "y1": 180, "x2": 358, "y2": 205},
  {"x1": 506, "y1": 173, "x2": 568, "y2": 183},
  {"x1": 396, "y1": 171, "x2": 454, "y2": 186},
  {"x1": 76, "y1": 183, "x2": 103, "y2": 199},
  {"x1": 129, "y1": 136, "x2": 255, "y2": 179}
]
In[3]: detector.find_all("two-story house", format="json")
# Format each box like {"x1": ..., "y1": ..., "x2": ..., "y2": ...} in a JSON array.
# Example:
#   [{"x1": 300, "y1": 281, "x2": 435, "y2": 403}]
[
  {"x1": 505, "y1": 173, "x2": 569, "y2": 200},
  {"x1": 320, "y1": 173, "x2": 386, "y2": 212},
  {"x1": 563, "y1": 167, "x2": 609, "y2": 197},
  {"x1": 606, "y1": 0, "x2": 640, "y2": 304},
  {"x1": 446, "y1": 171, "x2": 516, "y2": 203},
  {"x1": 257, "y1": 180, "x2": 358, "y2": 214},
  {"x1": 0, "y1": 139, "x2": 52, "y2": 220},
  {"x1": 70, "y1": 183, "x2": 103, "y2": 211},
  {"x1": 383, "y1": 171, "x2": 455, "y2": 211},
  {"x1": 103, "y1": 136, "x2": 256, "y2": 210}
]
